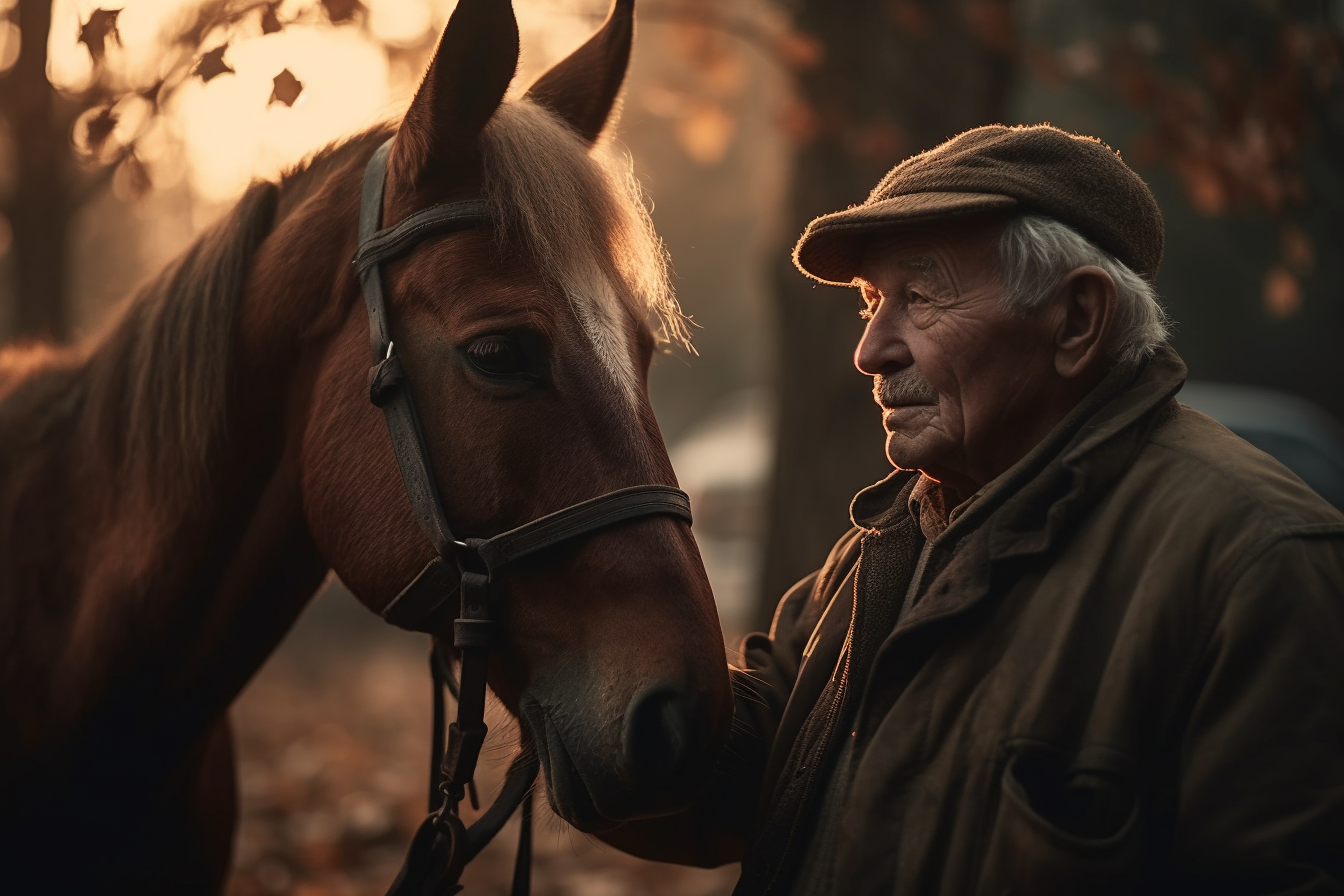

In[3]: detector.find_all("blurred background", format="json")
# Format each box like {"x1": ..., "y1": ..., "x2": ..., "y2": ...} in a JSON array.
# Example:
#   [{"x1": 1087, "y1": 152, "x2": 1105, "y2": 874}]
[{"x1": 2, "y1": 0, "x2": 1341, "y2": 892}]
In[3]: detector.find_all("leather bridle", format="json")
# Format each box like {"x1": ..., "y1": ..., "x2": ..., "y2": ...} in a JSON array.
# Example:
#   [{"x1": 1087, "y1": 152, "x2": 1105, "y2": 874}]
[{"x1": 353, "y1": 137, "x2": 694, "y2": 895}]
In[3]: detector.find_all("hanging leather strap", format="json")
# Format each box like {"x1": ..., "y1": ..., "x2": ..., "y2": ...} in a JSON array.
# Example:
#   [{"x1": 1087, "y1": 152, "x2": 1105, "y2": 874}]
[
  {"x1": 512, "y1": 791, "x2": 534, "y2": 896},
  {"x1": 389, "y1": 647, "x2": 538, "y2": 896},
  {"x1": 385, "y1": 748, "x2": 541, "y2": 896}
]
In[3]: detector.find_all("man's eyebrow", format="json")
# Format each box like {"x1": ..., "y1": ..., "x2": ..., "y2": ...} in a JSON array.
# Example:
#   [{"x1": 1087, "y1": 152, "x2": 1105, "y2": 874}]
[{"x1": 896, "y1": 255, "x2": 936, "y2": 272}]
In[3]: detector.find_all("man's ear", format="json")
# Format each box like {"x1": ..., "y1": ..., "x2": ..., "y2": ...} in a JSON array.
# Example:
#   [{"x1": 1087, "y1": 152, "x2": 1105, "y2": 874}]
[{"x1": 1052, "y1": 266, "x2": 1116, "y2": 379}]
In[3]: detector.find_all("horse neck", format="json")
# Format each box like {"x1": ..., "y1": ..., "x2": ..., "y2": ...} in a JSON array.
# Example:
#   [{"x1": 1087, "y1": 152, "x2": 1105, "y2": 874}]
[{"x1": 0, "y1": 168, "x2": 362, "y2": 765}]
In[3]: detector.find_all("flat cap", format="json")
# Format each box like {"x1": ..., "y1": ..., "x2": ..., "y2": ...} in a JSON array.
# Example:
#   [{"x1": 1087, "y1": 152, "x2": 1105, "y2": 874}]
[{"x1": 794, "y1": 123, "x2": 1164, "y2": 286}]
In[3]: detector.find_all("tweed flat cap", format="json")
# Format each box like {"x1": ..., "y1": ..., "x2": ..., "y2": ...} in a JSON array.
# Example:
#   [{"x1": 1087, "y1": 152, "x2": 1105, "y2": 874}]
[{"x1": 794, "y1": 123, "x2": 1164, "y2": 285}]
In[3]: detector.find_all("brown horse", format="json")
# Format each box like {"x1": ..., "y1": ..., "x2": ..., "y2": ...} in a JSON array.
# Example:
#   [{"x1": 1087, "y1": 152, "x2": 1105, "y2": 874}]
[{"x1": 0, "y1": 0, "x2": 731, "y2": 891}]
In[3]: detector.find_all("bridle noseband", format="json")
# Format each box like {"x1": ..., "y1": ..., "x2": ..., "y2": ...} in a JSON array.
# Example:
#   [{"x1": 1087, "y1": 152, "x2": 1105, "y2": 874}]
[{"x1": 354, "y1": 138, "x2": 694, "y2": 895}]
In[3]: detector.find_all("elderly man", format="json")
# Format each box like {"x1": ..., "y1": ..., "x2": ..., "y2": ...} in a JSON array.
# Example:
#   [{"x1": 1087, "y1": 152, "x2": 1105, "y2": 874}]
[{"x1": 605, "y1": 124, "x2": 1344, "y2": 893}]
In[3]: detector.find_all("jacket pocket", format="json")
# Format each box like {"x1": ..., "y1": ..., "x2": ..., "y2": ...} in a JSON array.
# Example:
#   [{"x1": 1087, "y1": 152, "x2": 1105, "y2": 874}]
[{"x1": 975, "y1": 739, "x2": 1145, "y2": 896}]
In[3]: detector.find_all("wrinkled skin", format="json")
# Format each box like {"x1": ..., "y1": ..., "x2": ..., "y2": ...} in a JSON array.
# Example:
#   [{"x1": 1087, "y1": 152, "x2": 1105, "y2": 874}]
[{"x1": 854, "y1": 214, "x2": 1114, "y2": 501}]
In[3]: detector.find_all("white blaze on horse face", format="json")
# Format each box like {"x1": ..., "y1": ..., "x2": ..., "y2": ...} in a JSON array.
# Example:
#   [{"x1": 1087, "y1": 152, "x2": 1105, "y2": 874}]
[{"x1": 567, "y1": 261, "x2": 641, "y2": 409}]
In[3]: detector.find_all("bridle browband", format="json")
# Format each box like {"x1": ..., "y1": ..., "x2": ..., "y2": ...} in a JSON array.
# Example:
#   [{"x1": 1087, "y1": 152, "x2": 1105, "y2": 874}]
[{"x1": 354, "y1": 137, "x2": 694, "y2": 895}]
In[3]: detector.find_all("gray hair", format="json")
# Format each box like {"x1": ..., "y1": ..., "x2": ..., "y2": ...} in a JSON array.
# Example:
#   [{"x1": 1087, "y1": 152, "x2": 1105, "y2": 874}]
[{"x1": 998, "y1": 214, "x2": 1172, "y2": 367}]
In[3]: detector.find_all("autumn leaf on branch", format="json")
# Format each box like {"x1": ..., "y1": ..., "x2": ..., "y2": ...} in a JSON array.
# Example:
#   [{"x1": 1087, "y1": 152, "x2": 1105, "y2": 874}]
[
  {"x1": 117, "y1": 152, "x2": 153, "y2": 198},
  {"x1": 196, "y1": 45, "x2": 235, "y2": 82},
  {"x1": 321, "y1": 0, "x2": 365, "y2": 26},
  {"x1": 82, "y1": 106, "x2": 119, "y2": 155},
  {"x1": 261, "y1": 2, "x2": 283, "y2": 35},
  {"x1": 79, "y1": 8, "x2": 123, "y2": 64},
  {"x1": 270, "y1": 69, "x2": 303, "y2": 106},
  {"x1": 1051, "y1": 14, "x2": 1341, "y2": 225},
  {"x1": 1064, "y1": 11, "x2": 1341, "y2": 319}
]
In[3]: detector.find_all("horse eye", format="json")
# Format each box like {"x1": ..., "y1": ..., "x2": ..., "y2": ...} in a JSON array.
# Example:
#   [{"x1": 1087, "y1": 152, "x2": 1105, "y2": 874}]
[{"x1": 465, "y1": 336, "x2": 527, "y2": 377}]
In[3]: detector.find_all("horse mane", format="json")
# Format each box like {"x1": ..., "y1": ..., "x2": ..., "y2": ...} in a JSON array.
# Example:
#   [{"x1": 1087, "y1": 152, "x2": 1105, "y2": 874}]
[
  {"x1": 276, "y1": 99, "x2": 690, "y2": 356},
  {"x1": 479, "y1": 100, "x2": 691, "y2": 352},
  {"x1": 78, "y1": 181, "x2": 280, "y2": 530}
]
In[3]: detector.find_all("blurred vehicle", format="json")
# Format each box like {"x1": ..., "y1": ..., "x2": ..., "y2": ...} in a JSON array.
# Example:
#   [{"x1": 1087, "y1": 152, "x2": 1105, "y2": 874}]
[
  {"x1": 669, "y1": 390, "x2": 773, "y2": 642},
  {"x1": 1179, "y1": 381, "x2": 1344, "y2": 512}
]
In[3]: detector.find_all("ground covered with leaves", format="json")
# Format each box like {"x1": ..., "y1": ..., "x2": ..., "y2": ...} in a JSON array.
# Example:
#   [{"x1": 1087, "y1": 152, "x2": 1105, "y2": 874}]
[{"x1": 224, "y1": 584, "x2": 739, "y2": 896}]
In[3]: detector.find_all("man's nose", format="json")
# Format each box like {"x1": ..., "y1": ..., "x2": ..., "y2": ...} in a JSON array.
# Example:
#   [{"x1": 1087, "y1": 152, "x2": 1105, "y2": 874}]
[{"x1": 854, "y1": 303, "x2": 912, "y2": 376}]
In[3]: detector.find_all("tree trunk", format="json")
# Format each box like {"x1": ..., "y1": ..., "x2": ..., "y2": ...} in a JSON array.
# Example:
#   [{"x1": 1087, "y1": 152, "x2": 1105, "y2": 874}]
[
  {"x1": 757, "y1": 0, "x2": 1015, "y2": 625},
  {"x1": 1, "y1": 0, "x2": 73, "y2": 343}
]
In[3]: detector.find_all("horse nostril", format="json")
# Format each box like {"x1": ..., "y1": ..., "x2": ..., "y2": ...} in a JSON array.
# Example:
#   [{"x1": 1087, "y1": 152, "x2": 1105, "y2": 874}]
[{"x1": 622, "y1": 684, "x2": 693, "y2": 784}]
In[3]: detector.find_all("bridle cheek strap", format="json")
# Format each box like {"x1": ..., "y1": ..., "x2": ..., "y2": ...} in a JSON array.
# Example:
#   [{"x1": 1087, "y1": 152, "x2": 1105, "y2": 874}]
[
  {"x1": 356, "y1": 138, "x2": 490, "y2": 559},
  {"x1": 356, "y1": 137, "x2": 696, "y2": 896},
  {"x1": 380, "y1": 484, "x2": 694, "y2": 633}
]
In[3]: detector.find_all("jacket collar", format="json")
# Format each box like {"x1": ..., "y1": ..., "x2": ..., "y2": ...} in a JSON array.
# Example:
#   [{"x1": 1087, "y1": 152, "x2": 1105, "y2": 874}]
[{"x1": 986, "y1": 344, "x2": 1186, "y2": 562}]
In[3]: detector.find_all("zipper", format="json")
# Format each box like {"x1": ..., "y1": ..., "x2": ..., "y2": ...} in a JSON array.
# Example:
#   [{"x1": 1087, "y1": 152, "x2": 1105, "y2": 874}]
[
  {"x1": 754, "y1": 520, "x2": 914, "y2": 895},
  {"x1": 757, "y1": 559, "x2": 866, "y2": 896}
]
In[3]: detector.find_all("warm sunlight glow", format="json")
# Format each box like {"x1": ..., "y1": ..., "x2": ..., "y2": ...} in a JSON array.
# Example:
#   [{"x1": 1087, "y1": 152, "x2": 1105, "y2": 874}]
[
  {"x1": 0, "y1": 22, "x2": 18, "y2": 73},
  {"x1": 170, "y1": 26, "x2": 390, "y2": 201},
  {"x1": 512, "y1": 0, "x2": 608, "y2": 84},
  {"x1": 47, "y1": 0, "x2": 93, "y2": 90},
  {"x1": 367, "y1": 0, "x2": 434, "y2": 48},
  {"x1": 44, "y1": 0, "x2": 615, "y2": 206},
  {"x1": 49, "y1": 0, "x2": 202, "y2": 91}
]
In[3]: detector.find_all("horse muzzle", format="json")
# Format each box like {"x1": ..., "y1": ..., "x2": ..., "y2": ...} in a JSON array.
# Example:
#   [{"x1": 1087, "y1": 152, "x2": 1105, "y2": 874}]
[{"x1": 521, "y1": 678, "x2": 722, "y2": 831}]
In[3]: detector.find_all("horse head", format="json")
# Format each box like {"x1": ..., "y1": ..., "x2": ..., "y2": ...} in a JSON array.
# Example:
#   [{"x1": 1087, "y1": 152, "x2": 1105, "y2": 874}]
[{"x1": 269, "y1": 0, "x2": 731, "y2": 831}]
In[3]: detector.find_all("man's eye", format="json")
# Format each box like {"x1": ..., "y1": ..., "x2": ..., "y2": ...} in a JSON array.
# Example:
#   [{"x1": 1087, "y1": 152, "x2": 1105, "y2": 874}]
[
  {"x1": 466, "y1": 336, "x2": 526, "y2": 377},
  {"x1": 908, "y1": 291, "x2": 930, "y2": 305},
  {"x1": 858, "y1": 289, "x2": 879, "y2": 320}
]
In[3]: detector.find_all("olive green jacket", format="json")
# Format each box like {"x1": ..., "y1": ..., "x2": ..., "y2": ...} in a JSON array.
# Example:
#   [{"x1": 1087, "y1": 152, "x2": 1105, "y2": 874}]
[{"x1": 727, "y1": 346, "x2": 1344, "y2": 895}]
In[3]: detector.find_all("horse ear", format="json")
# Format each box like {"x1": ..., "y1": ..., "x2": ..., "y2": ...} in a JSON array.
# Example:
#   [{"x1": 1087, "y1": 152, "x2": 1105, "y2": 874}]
[
  {"x1": 391, "y1": 0, "x2": 520, "y2": 182},
  {"x1": 525, "y1": 0, "x2": 633, "y2": 144}
]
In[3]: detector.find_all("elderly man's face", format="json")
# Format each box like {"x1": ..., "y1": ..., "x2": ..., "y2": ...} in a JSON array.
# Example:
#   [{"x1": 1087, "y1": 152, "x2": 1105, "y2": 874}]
[{"x1": 854, "y1": 216, "x2": 1063, "y2": 499}]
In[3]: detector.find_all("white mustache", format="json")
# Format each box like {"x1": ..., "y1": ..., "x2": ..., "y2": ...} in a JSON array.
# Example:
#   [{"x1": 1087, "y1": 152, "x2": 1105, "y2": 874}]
[{"x1": 874, "y1": 371, "x2": 938, "y2": 408}]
